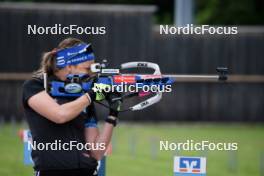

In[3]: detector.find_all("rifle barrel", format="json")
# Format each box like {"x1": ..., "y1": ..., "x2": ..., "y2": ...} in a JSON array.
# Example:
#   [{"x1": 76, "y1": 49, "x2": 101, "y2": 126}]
[{"x1": 163, "y1": 74, "x2": 221, "y2": 82}]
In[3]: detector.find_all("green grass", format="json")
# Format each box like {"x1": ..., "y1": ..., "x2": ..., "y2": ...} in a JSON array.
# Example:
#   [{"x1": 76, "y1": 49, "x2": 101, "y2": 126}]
[{"x1": 0, "y1": 123, "x2": 263, "y2": 176}]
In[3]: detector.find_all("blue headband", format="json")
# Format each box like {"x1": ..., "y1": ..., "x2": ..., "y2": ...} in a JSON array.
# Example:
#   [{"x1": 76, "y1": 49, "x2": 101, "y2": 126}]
[{"x1": 56, "y1": 43, "x2": 95, "y2": 68}]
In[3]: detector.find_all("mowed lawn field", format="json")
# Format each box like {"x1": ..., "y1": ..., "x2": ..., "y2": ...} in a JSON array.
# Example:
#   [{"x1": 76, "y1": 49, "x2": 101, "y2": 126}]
[{"x1": 0, "y1": 123, "x2": 263, "y2": 176}]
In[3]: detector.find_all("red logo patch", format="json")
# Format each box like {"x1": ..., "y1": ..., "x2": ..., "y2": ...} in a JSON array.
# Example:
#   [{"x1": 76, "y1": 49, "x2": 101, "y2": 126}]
[{"x1": 113, "y1": 76, "x2": 136, "y2": 84}]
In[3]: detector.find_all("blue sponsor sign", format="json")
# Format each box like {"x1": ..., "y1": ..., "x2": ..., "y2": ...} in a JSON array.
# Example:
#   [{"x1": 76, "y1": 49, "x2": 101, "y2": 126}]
[{"x1": 174, "y1": 156, "x2": 206, "y2": 176}]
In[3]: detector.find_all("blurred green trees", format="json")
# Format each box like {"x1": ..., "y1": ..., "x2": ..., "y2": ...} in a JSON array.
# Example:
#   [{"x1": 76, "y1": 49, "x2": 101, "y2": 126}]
[
  {"x1": 3, "y1": 0, "x2": 264, "y2": 25},
  {"x1": 196, "y1": 0, "x2": 264, "y2": 25}
]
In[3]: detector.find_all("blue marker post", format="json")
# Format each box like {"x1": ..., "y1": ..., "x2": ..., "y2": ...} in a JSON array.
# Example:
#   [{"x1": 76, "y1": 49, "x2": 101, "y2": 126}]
[
  {"x1": 129, "y1": 133, "x2": 137, "y2": 157},
  {"x1": 98, "y1": 156, "x2": 106, "y2": 176},
  {"x1": 150, "y1": 137, "x2": 158, "y2": 160},
  {"x1": 23, "y1": 130, "x2": 33, "y2": 165},
  {"x1": 227, "y1": 150, "x2": 238, "y2": 173}
]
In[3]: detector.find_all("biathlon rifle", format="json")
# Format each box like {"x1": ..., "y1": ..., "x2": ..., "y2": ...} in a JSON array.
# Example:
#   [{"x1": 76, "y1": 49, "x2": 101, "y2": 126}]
[{"x1": 48, "y1": 60, "x2": 228, "y2": 112}]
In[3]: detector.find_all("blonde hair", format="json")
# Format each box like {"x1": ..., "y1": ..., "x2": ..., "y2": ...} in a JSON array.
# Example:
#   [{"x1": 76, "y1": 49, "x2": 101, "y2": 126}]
[{"x1": 33, "y1": 38, "x2": 85, "y2": 79}]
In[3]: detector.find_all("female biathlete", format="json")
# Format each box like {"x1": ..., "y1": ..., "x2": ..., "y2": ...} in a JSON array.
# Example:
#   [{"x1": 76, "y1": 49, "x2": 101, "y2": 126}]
[{"x1": 22, "y1": 38, "x2": 120, "y2": 176}]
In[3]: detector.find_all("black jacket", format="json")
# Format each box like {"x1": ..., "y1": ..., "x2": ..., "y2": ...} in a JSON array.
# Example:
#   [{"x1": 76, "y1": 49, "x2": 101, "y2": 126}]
[{"x1": 22, "y1": 77, "x2": 97, "y2": 171}]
